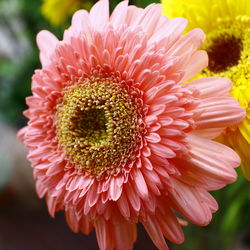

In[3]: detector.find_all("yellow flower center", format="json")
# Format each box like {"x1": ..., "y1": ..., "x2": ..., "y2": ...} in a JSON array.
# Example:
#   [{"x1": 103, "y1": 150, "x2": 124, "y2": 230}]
[
  {"x1": 200, "y1": 20, "x2": 250, "y2": 108},
  {"x1": 56, "y1": 77, "x2": 143, "y2": 176}
]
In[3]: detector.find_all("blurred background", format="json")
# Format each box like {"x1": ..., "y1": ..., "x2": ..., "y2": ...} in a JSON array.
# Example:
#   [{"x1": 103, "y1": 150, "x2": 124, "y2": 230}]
[{"x1": 0, "y1": 0, "x2": 250, "y2": 249}]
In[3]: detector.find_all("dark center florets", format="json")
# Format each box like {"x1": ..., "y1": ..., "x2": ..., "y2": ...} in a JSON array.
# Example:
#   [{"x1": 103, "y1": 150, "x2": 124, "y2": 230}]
[
  {"x1": 75, "y1": 108, "x2": 108, "y2": 144},
  {"x1": 56, "y1": 77, "x2": 143, "y2": 176},
  {"x1": 206, "y1": 34, "x2": 243, "y2": 73}
]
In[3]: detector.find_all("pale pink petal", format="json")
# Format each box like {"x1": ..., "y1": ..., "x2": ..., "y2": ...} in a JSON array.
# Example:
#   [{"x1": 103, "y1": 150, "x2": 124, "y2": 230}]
[
  {"x1": 125, "y1": 182, "x2": 141, "y2": 212},
  {"x1": 194, "y1": 97, "x2": 245, "y2": 129},
  {"x1": 63, "y1": 10, "x2": 90, "y2": 41},
  {"x1": 149, "y1": 142, "x2": 176, "y2": 158},
  {"x1": 132, "y1": 169, "x2": 149, "y2": 199},
  {"x1": 89, "y1": 0, "x2": 109, "y2": 31},
  {"x1": 141, "y1": 156, "x2": 153, "y2": 170},
  {"x1": 145, "y1": 132, "x2": 161, "y2": 143},
  {"x1": 17, "y1": 126, "x2": 29, "y2": 142},
  {"x1": 36, "y1": 30, "x2": 58, "y2": 67},
  {"x1": 189, "y1": 77, "x2": 245, "y2": 138},
  {"x1": 185, "y1": 133, "x2": 239, "y2": 183},
  {"x1": 110, "y1": 0, "x2": 129, "y2": 28},
  {"x1": 36, "y1": 180, "x2": 47, "y2": 198},
  {"x1": 124, "y1": 5, "x2": 144, "y2": 27},
  {"x1": 180, "y1": 50, "x2": 208, "y2": 82},
  {"x1": 109, "y1": 177, "x2": 123, "y2": 201},
  {"x1": 166, "y1": 29, "x2": 205, "y2": 56},
  {"x1": 86, "y1": 182, "x2": 99, "y2": 207},
  {"x1": 186, "y1": 77, "x2": 232, "y2": 98},
  {"x1": 190, "y1": 128, "x2": 225, "y2": 140},
  {"x1": 149, "y1": 17, "x2": 188, "y2": 47},
  {"x1": 135, "y1": 4, "x2": 163, "y2": 39},
  {"x1": 168, "y1": 178, "x2": 214, "y2": 226}
]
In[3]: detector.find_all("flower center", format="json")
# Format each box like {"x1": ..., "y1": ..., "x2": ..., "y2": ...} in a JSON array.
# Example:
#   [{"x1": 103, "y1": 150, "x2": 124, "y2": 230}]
[
  {"x1": 201, "y1": 22, "x2": 248, "y2": 74},
  {"x1": 206, "y1": 34, "x2": 242, "y2": 73},
  {"x1": 199, "y1": 21, "x2": 250, "y2": 109},
  {"x1": 75, "y1": 108, "x2": 108, "y2": 144},
  {"x1": 56, "y1": 77, "x2": 143, "y2": 176}
]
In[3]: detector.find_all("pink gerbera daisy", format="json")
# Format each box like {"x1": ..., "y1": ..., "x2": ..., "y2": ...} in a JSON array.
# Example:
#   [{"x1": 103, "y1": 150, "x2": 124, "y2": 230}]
[{"x1": 18, "y1": 1, "x2": 245, "y2": 249}]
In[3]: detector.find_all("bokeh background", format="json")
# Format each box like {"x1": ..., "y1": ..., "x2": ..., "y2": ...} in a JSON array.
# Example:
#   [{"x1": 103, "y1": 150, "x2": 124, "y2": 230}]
[{"x1": 1, "y1": 0, "x2": 250, "y2": 249}]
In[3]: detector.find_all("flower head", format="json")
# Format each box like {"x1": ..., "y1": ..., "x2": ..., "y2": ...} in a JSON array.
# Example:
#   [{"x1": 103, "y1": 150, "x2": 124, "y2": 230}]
[
  {"x1": 19, "y1": 1, "x2": 245, "y2": 249},
  {"x1": 41, "y1": 0, "x2": 92, "y2": 26},
  {"x1": 162, "y1": 0, "x2": 250, "y2": 180}
]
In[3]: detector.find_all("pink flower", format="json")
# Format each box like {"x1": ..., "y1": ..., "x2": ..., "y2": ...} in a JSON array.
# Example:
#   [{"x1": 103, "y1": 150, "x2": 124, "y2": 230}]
[{"x1": 18, "y1": 1, "x2": 245, "y2": 249}]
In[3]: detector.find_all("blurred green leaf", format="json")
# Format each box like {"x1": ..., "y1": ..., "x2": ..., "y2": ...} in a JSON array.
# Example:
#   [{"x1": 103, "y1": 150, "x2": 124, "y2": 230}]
[{"x1": 130, "y1": 0, "x2": 160, "y2": 7}]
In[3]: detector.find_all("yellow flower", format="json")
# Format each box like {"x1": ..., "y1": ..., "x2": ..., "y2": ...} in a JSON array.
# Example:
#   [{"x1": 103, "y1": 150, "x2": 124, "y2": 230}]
[
  {"x1": 162, "y1": 0, "x2": 250, "y2": 180},
  {"x1": 41, "y1": 0, "x2": 92, "y2": 26}
]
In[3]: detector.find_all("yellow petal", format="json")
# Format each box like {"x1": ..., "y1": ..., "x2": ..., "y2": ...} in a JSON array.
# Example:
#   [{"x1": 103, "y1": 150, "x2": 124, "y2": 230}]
[{"x1": 239, "y1": 116, "x2": 250, "y2": 145}]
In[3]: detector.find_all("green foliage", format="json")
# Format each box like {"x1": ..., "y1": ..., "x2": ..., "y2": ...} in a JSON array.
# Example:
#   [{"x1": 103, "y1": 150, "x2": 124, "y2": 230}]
[
  {"x1": 0, "y1": 50, "x2": 42, "y2": 126},
  {"x1": 0, "y1": 0, "x2": 64, "y2": 126},
  {"x1": 130, "y1": 0, "x2": 160, "y2": 7}
]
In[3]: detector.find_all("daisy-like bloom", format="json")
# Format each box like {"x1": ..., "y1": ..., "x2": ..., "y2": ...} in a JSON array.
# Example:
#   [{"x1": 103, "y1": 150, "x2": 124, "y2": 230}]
[
  {"x1": 162, "y1": 0, "x2": 250, "y2": 180},
  {"x1": 41, "y1": 0, "x2": 92, "y2": 26},
  {"x1": 19, "y1": 1, "x2": 245, "y2": 249}
]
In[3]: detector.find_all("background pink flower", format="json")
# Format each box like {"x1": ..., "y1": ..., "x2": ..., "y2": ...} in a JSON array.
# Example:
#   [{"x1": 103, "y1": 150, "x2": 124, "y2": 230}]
[{"x1": 18, "y1": 0, "x2": 245, "y2": 249}]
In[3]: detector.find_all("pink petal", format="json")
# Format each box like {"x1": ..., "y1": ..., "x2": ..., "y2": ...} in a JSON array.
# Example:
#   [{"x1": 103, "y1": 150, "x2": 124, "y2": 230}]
[
  {"x1": 17, "y1": 126, "x2": 28, "y2": 142},
  {"x1": 79, "y1": 215, "x2": 93, "y2": 235},
  {"x1": 194, "y1": 97, "x2": 245, "y2": 129},
  {"x1": 63, "y1": 10, "x2": 90, "y2": 41},
  {"x1": 141, "y1": 157, "x2": 153, "y2": 170},
  {"x1": 136, "y1": 4, "x2": 163, "y2": 39},
  {"x1": 46, "y1": 195, "x2": 57, "y2": 218},
  {"x1": 155, "y1": 209, "x2": 184, "y2": 244},
  {"x1": 181, "y1": 50, "x2": 208, "y2": 82},
  {"x1": 145, "y1": 132, "x2": 161, "y2": 143},
  {"x1": 89, "y1": 0, "x2": 109, "y2": 31},
  {"x1": 185, "y1": 133, "x2": 240, "y2": 183},
  {"x1": 142, "y1": 215, "x2": 169, "y2": 250},
  {"x1": 65, "y1": 209, "x2": 79, "y2": 232},
  {"x1": 117, "y1": 193, "x2": 131, "y2": 218},
  {"x1": 149, "y1": 17, "x2": 187, "y2": 47},
  {"x1": 125, "y1": 182, "x2": 141, "y2": 212},
  {"x1": 94, "y1": 219, "x2": 108, "y2": 250},
  {"x1": 186, "y1": 77, "x2": 232, "y2": 98},
  {"x1": 167, "y1": 28, "x2": 205, "y2": 56},
  {"x1": 109, "y1": 177, "x2": 123, "y2": 201},
  {"x1": 149, "y1": 143, "x2": 176, "y2": 158},
  {"x1": 169, "y1": 178, "x2": 215, "y2": 226},
  {"x1": 110, "y1": 0, "x2": 129, "y2": 28},
  {"x1": 86, "y1": 182, "x2": 99, "y2": 207},
  {"x1": 36, "y1": 30, "x2": 58, "y2": 66},
  {"x1": 132, "y1": 169, "x2": 149, "y2": 200},
  {"x1": 113, "y1": 220, "x2": 137, "y2": 250},
  {"x1": 148, "y1": 104, "x2": 166, "y2": 116}
]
